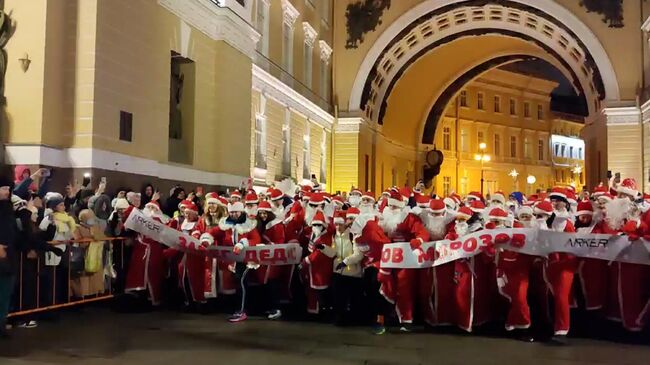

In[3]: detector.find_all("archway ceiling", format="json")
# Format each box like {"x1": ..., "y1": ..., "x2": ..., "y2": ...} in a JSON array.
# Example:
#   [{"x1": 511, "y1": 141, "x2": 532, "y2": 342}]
[
  {"x1": 355, "y1": 1, "x2": 610, "y2": 123},
  {"x1": 381, "y1": 34, "x2": 563, "y2": 147}
]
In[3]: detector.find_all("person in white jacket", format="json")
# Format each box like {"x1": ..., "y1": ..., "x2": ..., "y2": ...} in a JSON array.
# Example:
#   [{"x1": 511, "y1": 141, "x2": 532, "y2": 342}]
[{"x1": 322, "y1": 211, "x2": 364, "y2": 326}]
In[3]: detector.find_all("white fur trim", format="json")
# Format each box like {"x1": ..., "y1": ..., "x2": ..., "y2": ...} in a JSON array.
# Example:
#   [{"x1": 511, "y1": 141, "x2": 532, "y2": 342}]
[
  {"x1": 617, "y1": 186, "x2": 639, "y2": 198},
  {"x1": 333, "y1": 217, "x2": 344, "y2": 225},
  {"x1": 576, "y1": 210, "x2": 593, "y2": 216},
  {"x1": 387, "y1": 198, "x2": 406, "y2": 208},
  {"x1": 199, "y1": 233, "x2": 214, "y2": 245}
]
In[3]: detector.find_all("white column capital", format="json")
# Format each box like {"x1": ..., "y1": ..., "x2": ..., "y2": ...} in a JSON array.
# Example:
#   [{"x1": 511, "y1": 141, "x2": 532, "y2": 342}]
[
  {"x1": 281, "y1": 0, "x2": 300, "y2": 28},
  {"x1": 319, "y1": 40, "x2": 333, "y2": 63},
  {"x1": 303, "y1": 22, "x2": 318, "y2": 47}
]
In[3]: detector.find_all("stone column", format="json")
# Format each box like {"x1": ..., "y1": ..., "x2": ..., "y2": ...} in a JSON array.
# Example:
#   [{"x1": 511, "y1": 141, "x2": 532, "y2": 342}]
[{"x1": 603, "y1": 106, "x2": 642, "y2": 186}]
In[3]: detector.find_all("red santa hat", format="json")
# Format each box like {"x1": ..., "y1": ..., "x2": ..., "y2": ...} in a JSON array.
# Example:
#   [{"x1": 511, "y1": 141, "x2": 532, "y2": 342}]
[
  {"x1": 182, "y1": 200, "x2": 198, "y2": 214},
  {"x1": 534, "y1": 201, "x2": 553, "y2": 216},
  {"x1": 205, "y1": 192, "x2": 220, "y2": 205},
  {"x1": 332, "y1": 195, "x2": 344, "y2": 206},
  {"x1": 549, "y1": 187, "x2": 567, "y2": 199},
  {"x1": 268, "y1": 188, "x2": 284, "y2": 201},
  {"x1": 113, "y1": 198, "x2": 130, "y2": 210},
  {"x1": 228, "y1": 201, "x2": 245, "y2": 213},
  {"x1": 617, "y1": 178, "x2": 640, "y2": 198},
  {"x1": 257, "y1": 200, "x2": 273, "y2": 212},
  {"x1": 592, "y1": 183, "x2": 608, "y2": 198},
  {"x1": 322, "y1": 193, "x2": 332, "y2": 203},
  {"x1": 449, "y1": 192, "x2": 462, "y2": 205},
  {"x1": 381, "y1": 190, "x2": 391, "y2": 198},
  {"x1": 443, "y1": 197, "x2": 457, "y2": 210},
  {"x1": 467, "y1": 191, "x2": 484, "y2": 202},
  {"x1": 429, "y1": 199, "x2": 446, "y2": 214},
  {"x1": 576, "y1": 200, "x2": 593, "y2": 216},
  {"x1": 346, "y1": 207, "x2": 360, "y2": 219},
  {"x1": 416, "y1": 194, "x2": 430, "y2": 208},
  {"x1": 218, "y1": 196, "x2": 229, "y2": 206},
  {"x1": 596, "y1": 192, "x2": 614, "y2": 202},
  {"x1": 178, "y1": 199, "x2": 192, "y2": 210},
  {"x1": 300, "y1": 185, "x2": 313, "y2": 194},
  {"x1": 400, "y1": 186, "x2": 413, "y2": 201},
  {"x1": 350, "y1": 188, "x2": 362, "y2": 196},
  {"x1": 333, "y1": 211, "x2": 346, "y2": 225},
  {"x1": 309, "y1": 192, "x2": 325, "y2": 206},
  {"x1": 456, "y1": 206, "x2": 473, "y2": 220},
  {"x1": 230, "y1": 190, "x2": 242, "y2": 199},
  {"x1": 491, "y1": 191, "x2": 506, "y2": 204},
  {"x1": 388, "y1": 190, "x2": 406, "y2": 208},
  {"x1": 488, "y1": 207, "x2": 509, "y2": 221},
  {"x1": 516, "y1": 205, "x2": 533, "y2": 218},
  {"x1": 245, "y1": 192, "x2": 259, "y2": 205},
  {"x1": 145, "y1": 200, "x2": 162, "y2": 212},
  {"x1": 470, "y1": 200, "x2": 486, "y2": 214},
  {"x1": 311, "y1": 211, "x2": 326, "y2": 226},
  {"x1": 362, "y1": 191, "x2": 375, "y2": 202}
]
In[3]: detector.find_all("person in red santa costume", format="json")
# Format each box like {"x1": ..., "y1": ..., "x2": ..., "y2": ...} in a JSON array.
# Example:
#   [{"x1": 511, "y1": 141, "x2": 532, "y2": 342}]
[
  {"x1": 124, "y1": 200, "x2": 166, "y2": 306},
  {"x1": 244, "y1": 191, "x2": 259, "y2": 218},
  {"x1": 202, "y1": 201, "x2": 261, "y2": 322},
  {"x1": 425, "y1": 199, "x2": 456, "y2": 327},
  {"x1": 604, "y1": 178, "x2": 650, "y2": 332},
  {"x1": 300, "y1": 210, "x2": 334, "y2": 314},
  {"x1": 574, "y1": 200, "x2": 616, "y2": 313},
  {"x1": 284, "y1": 191, "x2": 306, "y2": 245},
  {"x1": 543, "y1": 187, "x2": 578, "y2": 344},
  {"x1": 351, "y1": 206, "x2": 392, "y2": 335},
  {"x1": 380, "y1": 188, "x2": 432, "y2": 332},
  {"x1": 496, "y1": 204, "x2": 540, "y2": 342},
  {"x1": 164, "y1": 200, "x2": 208, "y2": 306},
  {"x1": 255, "y1": 200, "x2": 288, "y2": 320},
  {"x1": 301, "y1": 192, "x2": 327, "y2": 246},
  {"x1": 194, "y1": 193, "x2": 228, "y2": 301}
]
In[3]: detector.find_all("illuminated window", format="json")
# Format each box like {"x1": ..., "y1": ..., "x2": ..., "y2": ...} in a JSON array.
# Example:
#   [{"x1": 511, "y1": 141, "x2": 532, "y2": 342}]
[
  {"x1": 509, "y1": 99, "x2": 516, "y2": 115},
  {"x1": 443, "y1": 127, "x2": 451, "y2": 150},
  {"x1": 494, "y1": 95, "x2": 501, "y2": 113},
  {"x1": 460, "y1": 90, "x2": 468, "y2": 107},
  {"x1": 510, "y1": 136, "x2": 517, "y2": 158},
  {"x1": 494, "y1": 134, "x2": 500, "y2": 156},
  {"x1": 477, "y1": 92, "x2": 484, "y2": 110},
  {"x1": 524, "y1": 102, "x2": 531, "y2": 118},
  {"x1": 538, "y1": 139, "x2": 544, "y2": 160}
]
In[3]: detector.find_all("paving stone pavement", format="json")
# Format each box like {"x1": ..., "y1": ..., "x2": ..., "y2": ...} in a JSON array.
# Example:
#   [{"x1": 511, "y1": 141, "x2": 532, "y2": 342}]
[{"x1": 1, "y1": 307, "x2": 650, "y2": 365}]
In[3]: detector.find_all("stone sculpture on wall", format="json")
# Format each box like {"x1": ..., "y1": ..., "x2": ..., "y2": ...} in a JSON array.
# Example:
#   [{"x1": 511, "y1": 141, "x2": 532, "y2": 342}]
[
  {"x1": 345, "y1": 0, "x2": 391, "y2": 49},
  {"x1": 579, "y1": 0, "x2": 624, "y2": 28}
]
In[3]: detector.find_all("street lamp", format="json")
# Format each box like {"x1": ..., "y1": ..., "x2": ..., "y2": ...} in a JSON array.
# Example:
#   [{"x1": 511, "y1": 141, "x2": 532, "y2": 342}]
[
  {"x1": 474, "y1": 143, "x2": 490, "y2": 195},
  {"x1": 508, "y1": 169, "x2": 519, "y2": 191},
  {"x1": 572, "y1": 164, "x2": 583, "y2": 187},
  {"x1": 526, "y1": 175, "x2": 536, "y2": 195}
]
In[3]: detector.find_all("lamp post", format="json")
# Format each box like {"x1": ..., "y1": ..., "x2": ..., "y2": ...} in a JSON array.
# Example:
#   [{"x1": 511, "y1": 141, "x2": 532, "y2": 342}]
[
  {"x1": 526, "y1": 175, "x2": 536, "y2": 195},
  {"x1": 572, "y1": 164, "x2": 583, "y2": 188},
  {"x1": 474, "y1": 142, "x2": 490, "y2": 195}
]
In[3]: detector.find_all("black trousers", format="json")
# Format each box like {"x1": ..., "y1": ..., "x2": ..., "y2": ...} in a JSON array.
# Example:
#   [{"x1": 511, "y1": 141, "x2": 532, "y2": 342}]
[
  {"x1": 332, "y1": 273, "x2": 362, "y2": 323},
  {"x1": 363, "y1": 267, "x2": 392, "y2": 324}
]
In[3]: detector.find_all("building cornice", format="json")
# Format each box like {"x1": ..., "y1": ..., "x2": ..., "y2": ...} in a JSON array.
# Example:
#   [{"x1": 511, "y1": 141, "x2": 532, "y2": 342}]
[
  {"x1": 641, "y1": 99, "x2": 650, "y2": 123},
  {"x1": 336, "y1": 117, "x2": 364, "y2": 133},
  {"x1": 158, "y1": 0, "x2": 260, "y2": 59},
  {"x1": 252, "y1": 64, "x2": 334, "y2": 130},
  {"x1": 303, "y1": 22, "x2": 318, "y2": 47},
  {"x1": 603, "y1": 106, "x2": 642, "y2": 126}
]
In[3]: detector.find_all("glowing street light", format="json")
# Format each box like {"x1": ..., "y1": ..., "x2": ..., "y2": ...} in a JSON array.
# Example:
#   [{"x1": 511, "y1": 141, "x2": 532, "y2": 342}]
[
  {"x1": 526, "y1": 175, "x2": 536, "y2": 195},
  {"x1": 475, "y1": 146, "x2": 491, "y2": 195}
]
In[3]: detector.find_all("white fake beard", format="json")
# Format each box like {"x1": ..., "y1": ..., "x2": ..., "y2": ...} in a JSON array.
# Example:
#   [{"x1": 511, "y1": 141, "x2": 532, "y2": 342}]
[
  {"x1": 245, "y1": 207, "x2": 258, "y2": 217},
  {"x1": 380, "y1": 208, "x2": 405, "y2": 236},
  {"x1": 348, "y1": 195, "x2": 361, "y2": 208},
  {"x1": 180, "y1": 219, "x2": 197, "y2": 232},
  {"x1": 311, "y1": 226, "x2": 323, "y2": 241},
  {"x1": 359, "y1": 203, "x2": 375, "y2": 215},
  {"x1": 536, "y1": 218, "x2": 549, "y2": 230},
  {"x1": 305, "y1": 205, "x2": 320, "y2": 225},
  {"x1": 488, "y1": 202, "x2": 504, "y2": 210},
  {"x1": 519, "y1": 219, "x2": 536, "y2": 228},
  {"x1": 426, "y1": 216, "x2": 447, "y2": 240},
  {"x1": 605, "y1": 198, "x2": 633, "y2": 230},
  {"x1": 455, "y1": 221, "x2": 469, "y2": 237}
]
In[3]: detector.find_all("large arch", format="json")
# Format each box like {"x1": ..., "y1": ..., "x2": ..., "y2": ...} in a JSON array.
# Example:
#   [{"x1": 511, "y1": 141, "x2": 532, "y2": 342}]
[{"x1": 348, "y1": 0, "x2": 620, "y2": 119}]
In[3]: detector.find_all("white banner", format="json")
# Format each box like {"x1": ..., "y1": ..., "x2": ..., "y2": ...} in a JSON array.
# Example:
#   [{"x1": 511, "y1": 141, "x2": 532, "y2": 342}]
[
  {"x1": 379, "y1": 228, "x2": 650, "y2": 269},
  {"x1": 124, "y1": 209, "x2": 302, "y2": 265}
]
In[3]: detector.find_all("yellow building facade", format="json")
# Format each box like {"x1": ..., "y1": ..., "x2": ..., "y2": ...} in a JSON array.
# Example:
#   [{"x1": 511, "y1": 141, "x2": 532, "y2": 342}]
[
  {"x1": 2, "y1": 0, "x2": 334, "y2": 193},
  {"x1": 432, "y1": 68, "x2": 585, "y2": 197}
]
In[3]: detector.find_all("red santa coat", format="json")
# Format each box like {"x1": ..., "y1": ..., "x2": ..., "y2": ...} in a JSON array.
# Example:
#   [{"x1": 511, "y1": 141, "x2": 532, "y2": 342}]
[
  {"x1": 167, "y1": 219, "x2": 207, "y2": 303},
  {"x1": 543, "y1": 215, "x2": 578, "y2": 336},
  {"x1": 302, "y1": 229, "x2": 334, "y2": 289},
  {"x1": 123, "y1": 206, "x2": 166, "y2": 305},
  {"x1": 608, "y1": 215, "x2": 650, "y2": 331},
  {"x1": 194, "y1": 216, "x2": 221, "y2": 300},
  {"x1": 284, "y1": 203, "x2": 305, "y2": 243},
  {"x1": 384, "y1": 212, "x2": 433, "y2": 325},
  {"x1": 356, "y1": 218, "x2": 391, "y2": 269},
  {"x1": 256, "y1": 218, "x2": 287, "y2": 284},
  {"x1": 576, "y1": 220, "x2": 617, "y2": 311}
]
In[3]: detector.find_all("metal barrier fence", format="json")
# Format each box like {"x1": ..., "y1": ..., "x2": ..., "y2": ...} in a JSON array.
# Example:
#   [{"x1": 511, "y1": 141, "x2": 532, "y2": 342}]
[{"x1": 8, "y1": 237, "x2": 127, "y2": 318}]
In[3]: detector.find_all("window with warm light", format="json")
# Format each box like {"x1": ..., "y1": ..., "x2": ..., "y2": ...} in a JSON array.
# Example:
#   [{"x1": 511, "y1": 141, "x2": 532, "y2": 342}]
[
  {"x1": 302, "y1": 123, "x2": 311, "y2": 179},
  {"x1": 524, "y1": 137, "x2": 530, "y2": 159},
  {"x1": 494, "y1": 95, "x2": 501, "y2": 113},
  {"x1": 478, "y1": 131, "x2": 484, "y2": 145},
  {"x1": 509, "y1": 98, "x2": 516, "y2": 115},
  {"x1": 460, "y1": 90, "x2": 468, "y2": 107},
  {"x1": 494, "y1": 134, "x2": 500, "y2": 156},
  {"x1": 538, "y1": 139, "x2": 544, "y2": 160},
  {"x1": 443, "y1": 176, "x2": 451, "y2": 196},
  {"x1": 460, "y1": 129, "x2": 468, "y2": 152},
  {"x1": 510, "y1": 136, "x2": 517, "y2": 158},
  {"x1": 477, "y1": 92, "x2": 484, "y2": 110},
  {"x1": 443, "y1": 127, "x2": 451, "y2": 150},
  {"x1": 281, "y1": 109, "x2": 291, "y2": 176},
  {"x1": 537, "y1": 104, "x2": 543, "y2": 120},
  {"x1": 524, "y1": 102, "x2": 531, "y2": 118}
]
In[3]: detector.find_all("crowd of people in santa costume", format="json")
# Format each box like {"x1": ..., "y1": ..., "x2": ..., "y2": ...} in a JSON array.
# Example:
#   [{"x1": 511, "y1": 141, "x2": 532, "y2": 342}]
[{"x1": 115, "y1": 176, "x2": 650, "y2": 344}]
